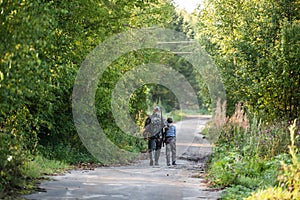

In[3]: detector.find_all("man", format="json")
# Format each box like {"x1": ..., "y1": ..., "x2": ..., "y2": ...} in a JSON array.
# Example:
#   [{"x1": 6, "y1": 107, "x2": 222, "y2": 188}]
[
  {"x1": 143, "y1": 106, "x2": 163, "y2": 166},
  {"x1": 164, "y1": 117, "x2": 176, "y2": 166}
]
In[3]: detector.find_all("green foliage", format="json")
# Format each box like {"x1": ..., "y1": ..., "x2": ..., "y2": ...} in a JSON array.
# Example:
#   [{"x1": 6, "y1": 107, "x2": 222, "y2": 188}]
[
  {"x1": 245, "y1": 119, "x2": 300, "y2": 200},
  {"x1": 38, "y1": 143, "x2": 99, "y2": 164},
  {"x1": 171, "y1": 9, "x2": 195, "y2": 39},
  {"x1": 0, "y1": 107, "x2": 37, "y2": 195},
  {"x1": 21, "y1": 155, "x2": 69, "y2": 179},
  {"x1": 205, "y1": 103, "x2": 296, "y2": 199},
  {"x1": 197, "y1": 0, "x2": 300, "y2": 120},
  {"x1": 0, "y1": 0, "x2": 176, "y2": 196},
  {"x1": 221, "y1": 185, "x2": 254, "y2": 200}
]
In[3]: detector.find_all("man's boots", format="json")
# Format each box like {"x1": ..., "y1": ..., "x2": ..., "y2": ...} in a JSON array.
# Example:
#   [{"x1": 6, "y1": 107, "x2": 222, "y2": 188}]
[
  {"x1": 154, "y1": 149, "x2": 161, "y2": 165},
  {"x1": 149, "y1": 150, "x2": 155, "y2": 166}
]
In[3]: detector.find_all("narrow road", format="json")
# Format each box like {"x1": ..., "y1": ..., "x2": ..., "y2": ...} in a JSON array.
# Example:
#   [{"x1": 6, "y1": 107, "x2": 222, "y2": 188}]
[{"x1": 24, "y1": 116, "x2": 221, "y2": 200}]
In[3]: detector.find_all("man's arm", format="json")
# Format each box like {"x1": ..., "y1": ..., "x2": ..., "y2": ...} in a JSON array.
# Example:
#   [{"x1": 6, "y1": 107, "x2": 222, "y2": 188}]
[
  {"x1": 144, "y1": 116, "x2": 151, "y2": 127},
  {"x1": 143, "y1": 116, "x2": 151, "y2": 140}
]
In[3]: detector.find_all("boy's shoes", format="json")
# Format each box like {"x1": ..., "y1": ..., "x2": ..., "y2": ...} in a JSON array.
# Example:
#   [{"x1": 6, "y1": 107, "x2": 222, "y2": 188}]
[
  {"x1": 150, "y1": 161, "x2": 153, "y2": 166},
  {"x1": 172, "y1": 161, "x2": 177, "y2": 165}
]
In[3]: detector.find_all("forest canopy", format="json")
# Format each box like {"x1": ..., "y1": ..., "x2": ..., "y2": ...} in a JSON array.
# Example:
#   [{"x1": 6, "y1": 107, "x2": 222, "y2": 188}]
[{"x1": 0, "y1": 0, "x2": 299, "y2": 197}]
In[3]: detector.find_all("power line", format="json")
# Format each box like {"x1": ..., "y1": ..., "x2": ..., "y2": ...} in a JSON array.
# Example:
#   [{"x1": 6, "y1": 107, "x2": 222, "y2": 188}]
[
  {"x1": 172, "y1": 52, "x2": 193, "y2": 54},
  {"x1": 156, "y1": 41, "x2": 194, "y2": 44},
  {"x1": 156, "y1": 41, "x2": 194, "y2": 54}
]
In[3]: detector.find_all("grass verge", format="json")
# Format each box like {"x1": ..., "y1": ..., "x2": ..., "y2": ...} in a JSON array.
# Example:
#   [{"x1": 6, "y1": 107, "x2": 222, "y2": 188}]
[
  {"x1": 1, "y1": 155, "x2": 70, "y2": 199},
  {"x1": 204, "y1": 100, "x2": 299, "y2": 199}
]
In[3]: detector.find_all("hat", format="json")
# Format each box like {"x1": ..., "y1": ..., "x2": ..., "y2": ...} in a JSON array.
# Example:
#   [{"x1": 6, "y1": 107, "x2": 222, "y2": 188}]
[
  {"x1": 167, "y1": 117, "x2": 173, "y2": 123},
  {"x1": 154, "y1": 106, "x2": 160, "y2": 111}
]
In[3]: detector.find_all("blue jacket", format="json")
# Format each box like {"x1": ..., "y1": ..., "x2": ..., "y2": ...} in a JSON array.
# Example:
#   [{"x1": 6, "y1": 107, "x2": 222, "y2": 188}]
[{"x1": 165, "y1": 124, "x2": 176, "y2": 137}]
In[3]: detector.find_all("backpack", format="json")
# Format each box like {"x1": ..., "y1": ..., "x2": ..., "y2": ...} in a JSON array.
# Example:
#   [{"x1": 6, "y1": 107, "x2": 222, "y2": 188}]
[{"x1": 143, "y1": 113, "x2": 162, "y2": 138}]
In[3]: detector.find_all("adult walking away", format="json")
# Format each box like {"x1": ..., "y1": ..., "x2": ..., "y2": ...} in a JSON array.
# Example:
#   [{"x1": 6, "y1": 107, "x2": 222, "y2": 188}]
[
  {"x1": 165, "y1": 117, "x2": 177, "y2": 166},
  {"x1": 143, "y1": 106, "x2": 164, "y2": 166}
]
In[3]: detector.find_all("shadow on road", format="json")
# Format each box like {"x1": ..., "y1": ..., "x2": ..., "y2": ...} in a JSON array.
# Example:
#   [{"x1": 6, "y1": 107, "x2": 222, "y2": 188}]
[{"x1": 24, "y1": 116, "x2": 222, "y2": 200}]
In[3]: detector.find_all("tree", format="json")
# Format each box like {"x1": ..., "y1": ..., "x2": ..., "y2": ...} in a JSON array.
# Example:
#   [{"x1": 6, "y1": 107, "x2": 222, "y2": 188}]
[
  {"x1": 197, "y1": 0, "x2": 300, "y2": 120},
  {"x1": 0, "y1": 0, "x2": 175, "y2": 193}
]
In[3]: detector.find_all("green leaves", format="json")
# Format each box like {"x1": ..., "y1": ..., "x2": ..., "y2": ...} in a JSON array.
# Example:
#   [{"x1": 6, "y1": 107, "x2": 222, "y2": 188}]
[
  {"x1": 0, "y1": 0, "x2": 177, "y2": 194},
  {"x1": 197, "y1": 0, "x2": 300, "y2": 120}
]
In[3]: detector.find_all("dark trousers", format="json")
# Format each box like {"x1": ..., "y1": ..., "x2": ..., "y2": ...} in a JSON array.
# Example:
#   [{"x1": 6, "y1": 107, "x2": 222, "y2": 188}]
[{"x1": 148, "y1": 137, "x2": 162, "y2": 165}]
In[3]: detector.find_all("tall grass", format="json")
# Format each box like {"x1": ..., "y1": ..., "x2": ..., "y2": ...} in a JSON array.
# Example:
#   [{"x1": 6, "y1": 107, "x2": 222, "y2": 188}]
[
  {"x1": 245, "y1": 119, "x2": 300, "y2": 200},
  {"x1": 205, "y1": 101, "x2": 296, "y2": 199},
  {"x1": 21, "y1": 155, "x2": 69, "y2": 179},
  {"x1": 209, "y1": 100, "x2": 290, "y2": 159},
  {"x1": 0, "y1": 155, "x2": 70, "y2": 198}
]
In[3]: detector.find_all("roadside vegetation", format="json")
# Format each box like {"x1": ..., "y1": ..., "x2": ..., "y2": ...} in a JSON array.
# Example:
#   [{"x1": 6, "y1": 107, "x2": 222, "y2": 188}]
[
  {"x1": 1, "y1": 0, "x2": 299, "y2": 199},
  {"x1": 203, "y1": 100, "x2": 299, "y2": 199},
  {"x1": 0, "y1": 154, "x2": 69, "y2": 198},
  {"x1": 197, "y1": 0, "x2": 299, "y2": 199},
  {"x1": 0, "y1": 0, "x2": 202, "y2": 197}
]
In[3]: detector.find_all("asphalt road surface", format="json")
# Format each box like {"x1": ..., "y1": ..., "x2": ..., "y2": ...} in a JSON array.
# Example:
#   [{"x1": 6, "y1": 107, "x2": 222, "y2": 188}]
[{"x1": 24, "y1": 116, "x2": 222, "y2": 200}]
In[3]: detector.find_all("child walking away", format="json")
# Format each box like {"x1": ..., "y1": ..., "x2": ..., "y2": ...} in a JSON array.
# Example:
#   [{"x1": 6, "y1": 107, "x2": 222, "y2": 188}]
[{"x1": 164, "y1": 117, "x2": 176, "y2": 166}]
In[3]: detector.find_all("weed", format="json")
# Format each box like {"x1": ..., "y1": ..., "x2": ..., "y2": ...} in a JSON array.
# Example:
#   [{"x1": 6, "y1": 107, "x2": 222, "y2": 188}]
[
  {"x1": 244, "y1": 119, "x2": 300, "y2": 200},
  {"x1": 205, "y1": 102, "x2": 295, "y2": 199},
  {"x1": 21, "y1": 155, "x2": 69, "y2": 178}
]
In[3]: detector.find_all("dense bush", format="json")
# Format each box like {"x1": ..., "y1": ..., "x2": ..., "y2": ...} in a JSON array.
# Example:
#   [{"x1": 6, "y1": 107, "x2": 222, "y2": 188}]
[
  {"x1": 204, "y1": 102, "x2": 298, "y2": 199},
  {"x1": 245, "y1": 120, "x2": 300, "y2": 200},
  {"x1": 197, "y1": 1, "x2": 300, "y2": 198},
  {"x1": 0, "y1": 107, "x2": 37, "y2": 195},
  {"x1": 197, "y1": 0, "x2": 300, "y2": 120},
  {"x1": 0, "y1": 0, "x2": 175, "y2": 196}
]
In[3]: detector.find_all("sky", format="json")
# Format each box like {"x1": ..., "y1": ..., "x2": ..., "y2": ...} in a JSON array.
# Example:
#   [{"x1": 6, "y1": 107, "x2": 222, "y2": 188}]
[{"x1": 172, "y1": 0, "x2": 201, "y2": 13}]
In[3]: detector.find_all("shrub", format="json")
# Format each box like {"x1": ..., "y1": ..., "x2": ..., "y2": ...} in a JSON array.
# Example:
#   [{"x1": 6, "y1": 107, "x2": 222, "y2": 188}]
[
  {"x1": 21, "y1": 155, "x2": 69, "y2": 179},
  {"x1": 0, "y1": 107, "x2": 37, "y2": 197},
  {"x1": 205, "y1": 102, "x2": 294, "y2": 199},
  {"x1": 244, "y1": 119, "x2": 300, "y2": 200}
]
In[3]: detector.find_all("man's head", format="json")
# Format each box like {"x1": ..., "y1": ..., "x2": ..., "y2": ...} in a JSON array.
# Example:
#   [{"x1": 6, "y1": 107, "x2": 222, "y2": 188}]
[{"x1": 153, "y1": 106, "x2": 160, "y2": 112}]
